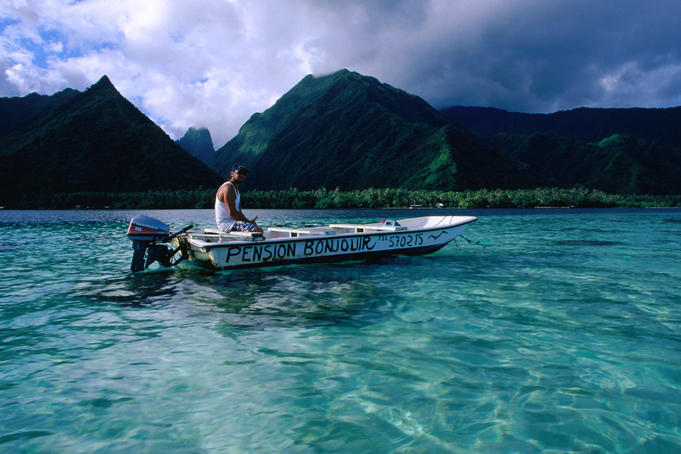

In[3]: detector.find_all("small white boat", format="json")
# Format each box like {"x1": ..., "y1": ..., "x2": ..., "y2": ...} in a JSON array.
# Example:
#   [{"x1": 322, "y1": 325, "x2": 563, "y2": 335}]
[{"x1": 126, "y1": 215, "x2": 476, "y2": 272}]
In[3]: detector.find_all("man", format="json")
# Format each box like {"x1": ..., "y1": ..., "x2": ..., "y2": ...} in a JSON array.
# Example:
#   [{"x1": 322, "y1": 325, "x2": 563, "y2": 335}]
[{"x1": 215, "y1": 163, "x2": 263, "y2": 233}]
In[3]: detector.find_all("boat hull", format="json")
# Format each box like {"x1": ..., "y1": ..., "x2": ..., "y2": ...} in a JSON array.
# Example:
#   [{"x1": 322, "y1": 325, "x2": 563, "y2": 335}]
[{"x1": 174, "y1": 216, "x2": 475, "y2": 271}]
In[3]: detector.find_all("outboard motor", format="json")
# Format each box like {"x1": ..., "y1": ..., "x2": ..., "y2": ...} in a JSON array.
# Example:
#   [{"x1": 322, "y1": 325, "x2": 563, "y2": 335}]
[{"x1": 126, "y1": 215, "x2": 192, "y2": 272}]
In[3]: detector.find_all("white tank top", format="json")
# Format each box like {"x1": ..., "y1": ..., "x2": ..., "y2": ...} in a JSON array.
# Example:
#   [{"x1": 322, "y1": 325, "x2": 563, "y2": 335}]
[{"x1": 215, "y1": 181, "x2": 240, "y2": 228}]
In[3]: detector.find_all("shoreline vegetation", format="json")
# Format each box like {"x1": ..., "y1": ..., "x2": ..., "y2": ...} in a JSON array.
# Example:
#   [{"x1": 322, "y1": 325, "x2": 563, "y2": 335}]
[{"x1": 3, "y1": 188, "x2": 681, "y2": 210}]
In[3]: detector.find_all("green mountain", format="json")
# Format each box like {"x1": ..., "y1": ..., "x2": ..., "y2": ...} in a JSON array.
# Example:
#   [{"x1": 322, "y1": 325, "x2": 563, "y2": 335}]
[
  {"x1": 0, "y1": 88, "x2": 79, "y2": 139},
  {"x1": 487, "y1": 132, "x2": 681, "y2": 194},
  {"x1": 3, "y1": 70, "x2": 679, "y2": 201},
  {"x1": 0, "y1": 76, "x2": 221, "y2": 203},
  {"x1": 176, "y1": 126, "x2": 215, "y2": 165},
  {"x1": 441, "y1": 105, "x2": 681, "y2": 193},
  {"x1": 211, "y1": 69, "x2": 524, "y2": 190},
  {"x1": 440, "y1": 105, "x2": 681, "y2": 145}
]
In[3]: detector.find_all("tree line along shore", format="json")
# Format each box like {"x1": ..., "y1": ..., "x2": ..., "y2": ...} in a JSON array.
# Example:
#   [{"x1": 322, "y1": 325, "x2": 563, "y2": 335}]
[{"x1": 4, "y1": 187, "x2": 681, "y2": 210}]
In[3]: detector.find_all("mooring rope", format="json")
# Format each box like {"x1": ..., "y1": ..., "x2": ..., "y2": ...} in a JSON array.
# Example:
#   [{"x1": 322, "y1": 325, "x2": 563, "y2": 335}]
[{"x1": 455, "y1": 234, "x2": 486, "y2": 248}]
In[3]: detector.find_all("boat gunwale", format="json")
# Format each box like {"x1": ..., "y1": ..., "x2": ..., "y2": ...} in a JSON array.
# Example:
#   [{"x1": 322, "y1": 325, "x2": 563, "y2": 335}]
[{"x1": 183, "y1": 216, "x2": 477, "y2": 250}]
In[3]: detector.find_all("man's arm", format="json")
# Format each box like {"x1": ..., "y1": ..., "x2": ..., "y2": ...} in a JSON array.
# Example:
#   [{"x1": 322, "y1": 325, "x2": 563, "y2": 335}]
[{"x1": 221, "y1": 185, "x2": 257, "y2": 224}]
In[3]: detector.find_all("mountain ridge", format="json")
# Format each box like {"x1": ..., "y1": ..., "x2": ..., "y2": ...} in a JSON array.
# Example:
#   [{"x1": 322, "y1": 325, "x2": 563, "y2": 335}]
[
  {"x1": 177, "y1": 126, "x2": 215, "y2": 165},
  {"x1": 0, "y1": 87, "x2": 80, "y2": 139},
  {"x1": 440, "y1": 105, "x2": 681, "y2": 144},
  {"x1": 3, "y1": 70, "x2": 681, "y2": 202},
  {"x1": 210, "y1": 69, "x2": 520, "y2": 190},
  {"x1": 0, "y1": 75, "x2": 221, "y2": 203}
]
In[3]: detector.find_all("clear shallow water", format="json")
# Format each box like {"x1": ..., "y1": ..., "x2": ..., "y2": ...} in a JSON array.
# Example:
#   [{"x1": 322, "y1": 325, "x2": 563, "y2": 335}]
[{"x1": 1, "y1": 208, "x2": 680, "y2": 453}]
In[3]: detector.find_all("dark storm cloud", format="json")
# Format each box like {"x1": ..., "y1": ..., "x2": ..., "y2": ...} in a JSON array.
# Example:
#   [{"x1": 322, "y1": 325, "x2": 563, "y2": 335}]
[{"x1": 355, "y1": 0, "x2": 681, "y2": 112}]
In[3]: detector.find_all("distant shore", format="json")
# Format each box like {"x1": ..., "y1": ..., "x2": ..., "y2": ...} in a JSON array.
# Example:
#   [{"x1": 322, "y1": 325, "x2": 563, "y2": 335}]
[{"x1": 2, "y1": 188, "x2": 680, "y2": 210}]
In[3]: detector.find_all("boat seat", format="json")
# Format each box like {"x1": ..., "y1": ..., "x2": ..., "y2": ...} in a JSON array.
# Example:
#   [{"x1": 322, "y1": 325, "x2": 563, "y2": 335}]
[
  {"x1": 267, "y1": 227, "x2": 336, "y2": 237},
  {"x1": 328, "y1": 223, "x2": 408, "y2": 232}
]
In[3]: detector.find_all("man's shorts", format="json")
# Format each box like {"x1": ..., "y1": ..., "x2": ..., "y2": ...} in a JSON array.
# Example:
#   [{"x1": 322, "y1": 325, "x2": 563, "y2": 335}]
[
  {"x1": 231, "y1": 221, "x2": 258, "y2": 232},
  {"x1": 217, "y1": 221, "x2": 258, "y2": 233}
]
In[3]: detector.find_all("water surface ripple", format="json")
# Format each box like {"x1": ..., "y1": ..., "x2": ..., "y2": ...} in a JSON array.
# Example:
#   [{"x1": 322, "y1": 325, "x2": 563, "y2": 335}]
[{"x1": 1, "y1": 209, "x2": 680, "y2": 453}]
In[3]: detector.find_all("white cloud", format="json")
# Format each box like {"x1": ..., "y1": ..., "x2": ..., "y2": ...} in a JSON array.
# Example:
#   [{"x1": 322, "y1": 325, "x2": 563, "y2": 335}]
[
  {"x1": 0, "y1": 0, "x2": 313, "y2": 146},
  {"x1": 597, "y1": 61, "x2": 681, "y2": 108},
  {"x1": 2, "y1": 0, "x2": 681, "y2": 146}
]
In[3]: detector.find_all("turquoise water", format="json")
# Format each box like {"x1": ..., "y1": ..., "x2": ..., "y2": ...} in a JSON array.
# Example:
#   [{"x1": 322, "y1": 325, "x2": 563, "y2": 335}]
[{"x1": 1, "y1": 208, "x2": 680, "y2": 453}]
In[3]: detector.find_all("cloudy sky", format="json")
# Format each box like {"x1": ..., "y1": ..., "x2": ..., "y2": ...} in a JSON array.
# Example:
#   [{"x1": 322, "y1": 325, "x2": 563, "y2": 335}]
[{"x1": 2, "y1": 0, "x2": 681, "y2": 147}]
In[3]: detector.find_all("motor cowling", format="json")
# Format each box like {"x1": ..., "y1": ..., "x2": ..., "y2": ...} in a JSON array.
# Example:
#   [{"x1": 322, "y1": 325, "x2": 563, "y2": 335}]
[
  {"x1": 127, "y1": 215, "x2": 170, "y2": 242},
  {"x1": 127, "y1": 215, "x2": 191, "y2": 272}
]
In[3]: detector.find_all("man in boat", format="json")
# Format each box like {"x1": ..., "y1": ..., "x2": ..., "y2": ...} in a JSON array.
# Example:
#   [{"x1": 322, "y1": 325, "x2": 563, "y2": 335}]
[{"x1": 215, "y1": 163, "x2": 263, "y2": 234}]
